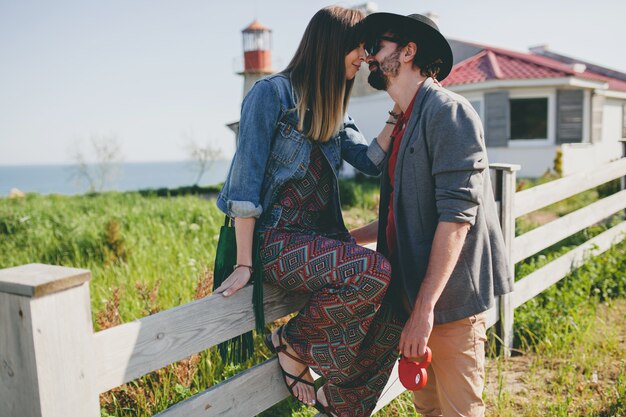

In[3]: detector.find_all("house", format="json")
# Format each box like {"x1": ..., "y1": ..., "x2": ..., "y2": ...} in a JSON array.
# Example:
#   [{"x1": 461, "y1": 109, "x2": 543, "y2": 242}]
[{"x1": 348, "y1": 39, "x2": 626, "y2": 177}]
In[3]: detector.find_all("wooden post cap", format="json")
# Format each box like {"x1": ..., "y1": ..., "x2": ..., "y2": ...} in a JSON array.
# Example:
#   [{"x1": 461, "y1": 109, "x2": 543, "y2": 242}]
[
  {"x1": 489, "y1": 163, "x2": 521, "y2": 172},
  {"x1": 0, "y1": 263, "x2": 91, "y2": 298}
]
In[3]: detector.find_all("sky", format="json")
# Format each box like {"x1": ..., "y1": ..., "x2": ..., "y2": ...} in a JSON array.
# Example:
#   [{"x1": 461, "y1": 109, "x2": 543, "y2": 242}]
[{"x1": 1, "y1": 0, "x2": 625, "y2": 166}]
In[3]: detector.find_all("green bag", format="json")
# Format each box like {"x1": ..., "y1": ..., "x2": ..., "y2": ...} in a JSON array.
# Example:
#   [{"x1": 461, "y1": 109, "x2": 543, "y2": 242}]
[{"x1": 213, "y1": 215, "x2": 265, "y2": 364}]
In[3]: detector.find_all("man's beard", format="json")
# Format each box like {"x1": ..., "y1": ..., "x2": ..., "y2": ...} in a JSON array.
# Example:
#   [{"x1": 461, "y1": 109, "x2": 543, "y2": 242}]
[
  {"x1": 367, "y1": 49, "x2": 402, "y2": 91},
  {"x1": 367, "y1": 64, "x2": 388, "y2": 91}
]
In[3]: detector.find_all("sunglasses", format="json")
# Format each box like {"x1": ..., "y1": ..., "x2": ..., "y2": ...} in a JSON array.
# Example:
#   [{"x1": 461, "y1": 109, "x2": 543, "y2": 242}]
[{"x1": 366, "y1": 35, "x2": 402, "y2": 56}]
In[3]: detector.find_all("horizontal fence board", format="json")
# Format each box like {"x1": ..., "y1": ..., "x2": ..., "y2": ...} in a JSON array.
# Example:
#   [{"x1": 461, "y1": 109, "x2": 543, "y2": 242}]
[
  {"x1": 150, "y1": 304, "x2": 504, "y2": 417},
  {"x1": 512, "y1": 189, "x2": 626, "y2": 263},
  {"x1": 153, "y1": 358, "x2": 290, "y2": 417},
  {"x1": 514, "y1": 158, "x2": 626, "y2": 217},
  {"x1": 372, "y1": 363, "x2": 404, "y2": 415},
  {"x1": 94, "y1": 284, "x2": 308, "y2": 393},
  {"x1": 155, "y1": 356, "x2": 406, "y2": 417},
  {"x1": 512, "y1": 220, "x2": 626, "y2": 309}
]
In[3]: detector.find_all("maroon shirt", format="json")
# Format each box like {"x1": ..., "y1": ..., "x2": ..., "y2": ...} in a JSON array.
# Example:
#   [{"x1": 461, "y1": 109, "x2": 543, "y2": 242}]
[{"x1": 386, "y1": 88, "x2": 420, "y2": 256}]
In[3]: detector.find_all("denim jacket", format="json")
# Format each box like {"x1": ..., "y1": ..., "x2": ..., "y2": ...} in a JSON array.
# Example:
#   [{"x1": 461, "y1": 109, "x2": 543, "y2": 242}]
[{"x1": 217, "y1": 73, "x2": 386, "y2": 229}]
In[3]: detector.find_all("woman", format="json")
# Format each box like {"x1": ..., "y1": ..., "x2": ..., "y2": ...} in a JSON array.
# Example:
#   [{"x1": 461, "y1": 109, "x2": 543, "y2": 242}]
[{"x1": 215, "y1": 6, "x2": 403, "y2": 416}]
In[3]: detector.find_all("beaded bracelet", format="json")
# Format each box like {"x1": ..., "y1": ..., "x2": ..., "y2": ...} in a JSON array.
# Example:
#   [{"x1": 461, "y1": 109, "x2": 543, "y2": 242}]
[{"x1": 233, "y1": 264, "x2": 254, "y2": 274}]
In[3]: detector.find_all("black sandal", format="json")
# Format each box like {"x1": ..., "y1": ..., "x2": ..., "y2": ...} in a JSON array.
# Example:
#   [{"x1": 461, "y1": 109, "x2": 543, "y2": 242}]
[
  {"x1": 314, "y1": 387, "x2": 338, "y2": 417},
  {"x1": 264, "y1": 326, "x2": 316, "y2": 404}
]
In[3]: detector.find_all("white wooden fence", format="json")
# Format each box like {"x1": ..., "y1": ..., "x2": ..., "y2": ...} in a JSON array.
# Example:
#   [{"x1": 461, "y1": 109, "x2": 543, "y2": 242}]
[{"x1": 1, "y1": 142, "x2": 625, "y2": 417}]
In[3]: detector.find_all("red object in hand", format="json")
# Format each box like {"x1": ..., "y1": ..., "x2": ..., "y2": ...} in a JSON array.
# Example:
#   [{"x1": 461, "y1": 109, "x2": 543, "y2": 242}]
[{"x1": 398, "y1": 347, "x2": 432, "y2": 391}]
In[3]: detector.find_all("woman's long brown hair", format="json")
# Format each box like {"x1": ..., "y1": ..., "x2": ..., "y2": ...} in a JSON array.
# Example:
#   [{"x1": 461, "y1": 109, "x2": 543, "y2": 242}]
[{"x1": 283, "y1": 6, "x2": 364, "y2": 142}]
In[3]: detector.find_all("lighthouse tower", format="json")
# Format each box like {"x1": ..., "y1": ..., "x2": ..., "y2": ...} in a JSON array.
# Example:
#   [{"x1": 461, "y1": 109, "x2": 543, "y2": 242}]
[{"x1": 240, "y1": 20, "x2": 273, "y2": 97}]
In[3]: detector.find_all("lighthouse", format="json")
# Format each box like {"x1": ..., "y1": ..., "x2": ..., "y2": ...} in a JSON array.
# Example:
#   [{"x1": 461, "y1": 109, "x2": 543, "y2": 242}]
[
  {"x1": 226, "y1": 19, "x2": 274, "y2": 140},
  {"x1": 239, "y1": 20, "x2": 273, "y2": 97}
]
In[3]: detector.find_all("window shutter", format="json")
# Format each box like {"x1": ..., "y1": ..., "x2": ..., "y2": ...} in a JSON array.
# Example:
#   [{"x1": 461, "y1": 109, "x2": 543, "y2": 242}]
[
  {"x1": 484, "y1": 91, "x2": 509, "y2": 147},
  {"x1": 556, "y1": 89, "x2": 583, "y2": 144},
  {"x1": 591, "y1": 94, "x2": 605, "y2": 144},
  {"x1": 622, "y1": 103, "x2": 626, "y2": 139}
]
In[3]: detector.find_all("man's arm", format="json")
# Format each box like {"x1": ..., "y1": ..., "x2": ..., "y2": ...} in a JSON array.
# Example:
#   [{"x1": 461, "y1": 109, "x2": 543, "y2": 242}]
[
  {"x1": 399, "y1": 220, "x2": 470, "y2": 358},
  {"x1": 350, "y1": 220, "x2": 379, "y2": 245},
  {"x1": 400, "y1": 100, "x2": 484, "y2": 358}
]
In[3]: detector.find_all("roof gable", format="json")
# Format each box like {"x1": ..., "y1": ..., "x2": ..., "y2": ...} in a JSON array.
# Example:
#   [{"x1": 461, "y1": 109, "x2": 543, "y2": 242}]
[{"x1": 442, "y1": 41, "x2": 626, "y2": 92}]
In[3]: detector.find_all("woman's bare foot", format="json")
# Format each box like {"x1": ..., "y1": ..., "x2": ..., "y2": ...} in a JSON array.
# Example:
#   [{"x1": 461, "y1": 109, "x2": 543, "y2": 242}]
[{"x1": 271, "y1": 327, "x2": 316, "y2": 406}]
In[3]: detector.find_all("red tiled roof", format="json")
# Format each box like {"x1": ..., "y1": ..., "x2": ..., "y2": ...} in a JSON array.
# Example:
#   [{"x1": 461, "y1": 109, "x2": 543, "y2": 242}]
[{"x1": 442, "y1": 44, "x2": 626, "y2": 92}]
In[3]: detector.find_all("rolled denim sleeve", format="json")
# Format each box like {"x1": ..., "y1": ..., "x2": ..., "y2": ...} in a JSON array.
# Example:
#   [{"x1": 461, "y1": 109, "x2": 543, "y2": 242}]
[
  {"x1": 340, "y1": 114, "x2": 385, "y2": 175},
  {"x1": 217, "y1": 79, "x2": 281, "y2": 218},
  {"x1": 428, "y1": 102, "x2": 487, "y2": 225}
]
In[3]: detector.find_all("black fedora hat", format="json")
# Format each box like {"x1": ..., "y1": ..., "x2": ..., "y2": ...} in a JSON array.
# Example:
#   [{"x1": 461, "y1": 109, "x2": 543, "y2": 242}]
[{"x1": 363, "y1": 12, "x2": 453, "y2": 81}]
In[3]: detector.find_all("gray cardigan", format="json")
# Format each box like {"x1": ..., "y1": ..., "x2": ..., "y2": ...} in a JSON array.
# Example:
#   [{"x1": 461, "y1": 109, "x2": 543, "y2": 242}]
[{"x1": 377, "y1": 77, "x2": 512, "y2": 324}]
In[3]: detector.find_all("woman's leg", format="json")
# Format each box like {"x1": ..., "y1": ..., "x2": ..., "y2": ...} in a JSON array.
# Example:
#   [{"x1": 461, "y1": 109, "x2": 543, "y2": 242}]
[
  {"x1": 266, "y1": 324, "x2": 316, "y2": 406},
  {"x1": 316, "y1": 303, "x2": 404, "y2": 417},
  {"x1": 261, "y1": 230, "x2": 393, "y2": 415}
]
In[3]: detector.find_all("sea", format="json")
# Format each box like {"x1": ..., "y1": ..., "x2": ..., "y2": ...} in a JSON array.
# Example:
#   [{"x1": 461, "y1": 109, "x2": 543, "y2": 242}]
[{"x1": 0, "y1": 160, "x2": 232, "y2": 196}]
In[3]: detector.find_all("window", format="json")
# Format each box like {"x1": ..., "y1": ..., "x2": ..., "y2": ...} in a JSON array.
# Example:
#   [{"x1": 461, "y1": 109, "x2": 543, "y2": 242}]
[{"x1": 510, "y1": 98, "x2": 548, "y2": 140}]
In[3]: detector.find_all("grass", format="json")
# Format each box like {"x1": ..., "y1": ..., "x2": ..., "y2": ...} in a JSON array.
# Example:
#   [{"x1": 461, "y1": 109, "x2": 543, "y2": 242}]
[
  {"x1": 0, "y1": 191, "x2": 223, "y2": 326},
  {"x1": 485, "y1": 294, "x2": 626, "y2": 416},
  {"x1": 1, "y1": 173, "x2": 625, "y2": 416}
]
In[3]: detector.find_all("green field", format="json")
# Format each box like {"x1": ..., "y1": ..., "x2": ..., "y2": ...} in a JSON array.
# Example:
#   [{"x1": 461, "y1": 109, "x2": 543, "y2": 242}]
[{"x1": 1, "y1": 178, "x2": 624, "y2": 416}]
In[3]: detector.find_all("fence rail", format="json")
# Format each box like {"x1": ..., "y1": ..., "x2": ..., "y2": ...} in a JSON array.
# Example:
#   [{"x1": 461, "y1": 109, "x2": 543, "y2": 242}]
[
  {"x1": 1, "y1": 140, "x2": 625, "y2": 417},
  {"x1": 93, "y1": 284, "x2": 308, "y2": 394}
]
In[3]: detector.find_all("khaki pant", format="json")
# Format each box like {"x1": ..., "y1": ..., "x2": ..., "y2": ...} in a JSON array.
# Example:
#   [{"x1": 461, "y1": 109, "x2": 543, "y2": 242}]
[{"x1": 412, "y1": 312, "x2": 487, "y2": 417}]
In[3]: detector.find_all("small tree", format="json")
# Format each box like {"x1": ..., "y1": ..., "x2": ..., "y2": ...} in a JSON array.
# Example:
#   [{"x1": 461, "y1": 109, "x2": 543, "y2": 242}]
[
  {"x1": 183, "y1": 131, "x2": 222, "y2": 186},
  {"x1": 69, "y1": 134, "x2": 124, "y2": 193},
  {"x1": 553, "y1": 148, "x2": 563, "y2": 177}
]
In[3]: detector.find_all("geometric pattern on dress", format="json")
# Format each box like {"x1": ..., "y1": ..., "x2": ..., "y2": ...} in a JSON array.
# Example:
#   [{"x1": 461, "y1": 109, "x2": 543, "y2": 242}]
[
  {"x1": 321, "y1": 303, "x2": 404, "y2": 417},
  {"x1": 258, "y1": 143, "x2": 399, "y2": 417},
  {"x1": 261, "y1": 230, "x2": 395, "y2": 416},
  {"x1": 276, "y1": 146, "x2": 334, "y2": 230}
]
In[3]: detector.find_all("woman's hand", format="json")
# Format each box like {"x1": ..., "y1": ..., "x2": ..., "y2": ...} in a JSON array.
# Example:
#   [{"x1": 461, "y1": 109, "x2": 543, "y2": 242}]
[
  {"x1": 215, "y1": 216, "x2": 256, "y2": 297},
  {"x1": 214, "y1": 266, "x2": 253, "y2": 297}
]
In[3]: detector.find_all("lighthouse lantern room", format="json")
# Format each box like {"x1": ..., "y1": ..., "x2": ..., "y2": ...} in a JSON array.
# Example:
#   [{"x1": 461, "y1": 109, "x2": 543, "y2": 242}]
[{"x1": 240, "y1": 20, "x2": 273, "y2": 96}]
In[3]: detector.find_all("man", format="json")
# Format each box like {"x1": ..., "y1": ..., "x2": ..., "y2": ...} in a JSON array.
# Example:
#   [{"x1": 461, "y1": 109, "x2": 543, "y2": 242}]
[{"x1": 350, "y1": 13, "x2": 513, "y2": 417}]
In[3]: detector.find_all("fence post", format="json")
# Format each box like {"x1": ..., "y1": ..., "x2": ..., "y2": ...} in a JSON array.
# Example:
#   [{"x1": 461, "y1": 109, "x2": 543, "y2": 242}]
[
  {"x1": 0, "y1": 264, "x2": 100, "y2": 417},
  {"x1": 490, "y1": 163, "x2": 520, "y2": 357}
]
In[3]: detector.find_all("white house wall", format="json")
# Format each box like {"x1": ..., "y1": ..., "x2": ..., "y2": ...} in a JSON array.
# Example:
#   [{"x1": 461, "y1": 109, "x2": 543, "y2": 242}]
[
  {"x1": 486, "y1": 146, "x2": 558, "y2": 178},
  {"x1": 559, "y1": 98, "x2": 626, "y2": 175},
  {"x1": 558, "y1": 98, "x2": 626, "y2": 176},
  {"x1": 349, "y1": 92, "x2": 395, "y2": 143},
  {"x1": 603, "y1": 99, "x2": 625, "y2": 144},
  {"x1": 346, "y1": 85, "x2": 624, "y2": 178},
  {"x1": 560, "y1": 142, "x2": 623, "y2": 176},
  {"x1": 343, "y1": 92, "x2": 393, "y2": 178}
]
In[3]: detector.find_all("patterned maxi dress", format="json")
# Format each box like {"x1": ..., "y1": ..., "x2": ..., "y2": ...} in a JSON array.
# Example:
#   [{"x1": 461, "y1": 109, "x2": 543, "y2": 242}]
[{"x1": 259, "y1": 145, "x2": 404, "y2": 417}]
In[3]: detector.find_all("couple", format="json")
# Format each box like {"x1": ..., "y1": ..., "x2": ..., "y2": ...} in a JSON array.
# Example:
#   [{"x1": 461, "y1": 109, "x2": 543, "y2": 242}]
[{"x1": 216, "y1": 7, "x2": 511, "y2": 417}]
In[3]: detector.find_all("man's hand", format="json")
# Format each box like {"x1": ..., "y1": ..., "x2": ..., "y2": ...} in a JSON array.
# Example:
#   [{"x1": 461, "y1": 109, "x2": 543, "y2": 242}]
[
  {"x1": 214, "y1": 267, "x2": 252, "y2": 297},
  {"x1": 350, "y1": 220, "x2": 379, "y2": 245},
  {"x1": 399, "y1": 307, "x2": 434, "y2": 358}
]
